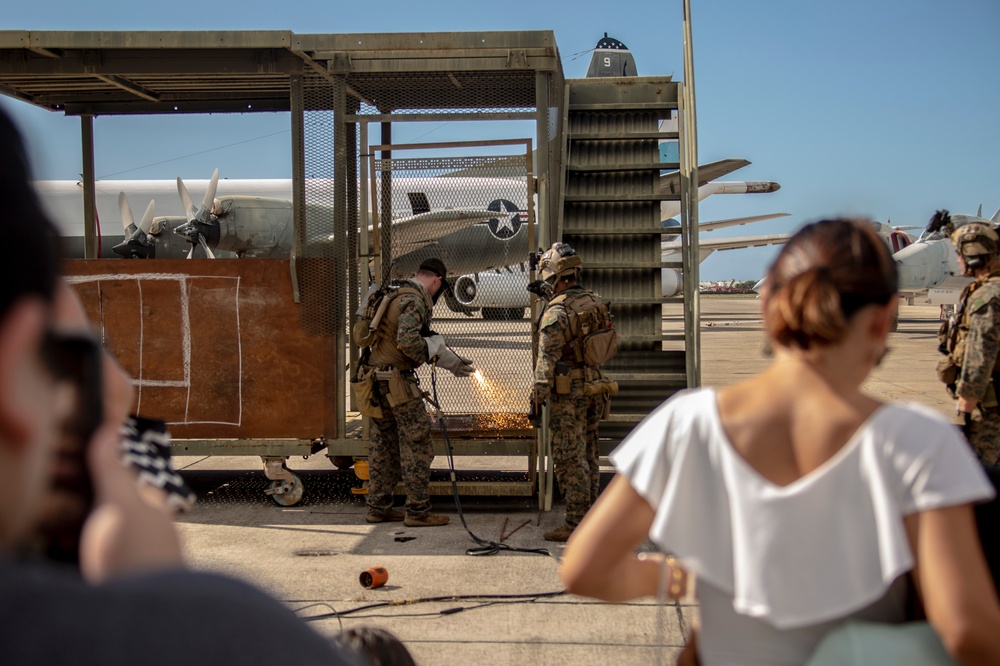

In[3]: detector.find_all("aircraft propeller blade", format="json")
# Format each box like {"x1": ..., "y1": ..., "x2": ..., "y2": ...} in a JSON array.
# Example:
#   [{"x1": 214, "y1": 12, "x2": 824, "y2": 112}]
[
  {"x1": 200, "y1": 168, "x2": 219, "y2": 221},
  {"x1": 129, "y1": 200, "x2": 156, "y2": 242},
  {"x1": 177, "y1": 168, "x2": 220, "y2": 225},
  {"x1": 139, "y1": 200, "x2": 156, "y2": 233},
  {"x1": 178, "y1": 177, "x2": 196, "y2": 220},
  {"x1": 118, "y1": 192, "x2": 135, "y2": 231},
  {"x1": 198, "y1": 234, "x2": 216, "y2": 259}
]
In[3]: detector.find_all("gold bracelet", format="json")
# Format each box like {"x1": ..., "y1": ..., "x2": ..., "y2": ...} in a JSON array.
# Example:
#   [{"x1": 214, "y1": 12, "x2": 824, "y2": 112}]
[{"x1": 664, "y1": 555, "x2": 687, "y2": 600}]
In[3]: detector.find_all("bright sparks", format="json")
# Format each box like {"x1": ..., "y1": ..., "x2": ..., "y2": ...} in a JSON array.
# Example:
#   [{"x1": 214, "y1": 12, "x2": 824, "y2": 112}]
[{"x1": 473, "y1": 369, "x2": 486, "y2": 387}]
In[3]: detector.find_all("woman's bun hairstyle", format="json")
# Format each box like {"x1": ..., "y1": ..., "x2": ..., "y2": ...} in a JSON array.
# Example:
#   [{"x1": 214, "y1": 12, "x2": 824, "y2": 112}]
[{"x1": 764, "y1": 218, "x2": 897, "y2": 350}]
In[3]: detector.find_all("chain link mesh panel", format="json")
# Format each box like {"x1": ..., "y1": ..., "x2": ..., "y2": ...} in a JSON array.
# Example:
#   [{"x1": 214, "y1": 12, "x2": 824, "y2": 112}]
[
  {"x1": 298, "y1": 73, "x2": 343, "y2": 336},
  {"x1": 371, "y1": 150, "x2": 533, "y2": 429},
  {"x1": 349, "y1": 72, "x2": 537, "y2": 116}
]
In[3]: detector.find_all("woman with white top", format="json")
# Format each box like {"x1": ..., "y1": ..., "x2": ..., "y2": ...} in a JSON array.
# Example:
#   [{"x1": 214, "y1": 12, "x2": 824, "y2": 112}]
[{"x1": 560, "y1": 218, "x2": 1000, "y2": 665}]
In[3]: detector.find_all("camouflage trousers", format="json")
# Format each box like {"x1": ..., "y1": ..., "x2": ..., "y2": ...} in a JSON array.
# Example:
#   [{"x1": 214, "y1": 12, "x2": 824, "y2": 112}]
[
  {"x1": 366, "y1": 380, "x2": 434, "y2": 519},
  {"x1": 965, "y1": 407, "x2": 1000, "y2": 468},
  {"x1": 548, "y1": 378, "x2": 604, "y2": 526}
]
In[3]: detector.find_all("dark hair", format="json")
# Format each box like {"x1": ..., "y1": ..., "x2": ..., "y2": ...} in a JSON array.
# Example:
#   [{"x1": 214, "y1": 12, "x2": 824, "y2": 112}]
[
  {"x1": 0, "y1": 106, "x2": 60, "y2": 317},
  {"x1": 336, "y1": 626, "x2": 416, "y2": 666},
  {"x1": 764, "y1": 218, "x2": 897, "y2": 350}
]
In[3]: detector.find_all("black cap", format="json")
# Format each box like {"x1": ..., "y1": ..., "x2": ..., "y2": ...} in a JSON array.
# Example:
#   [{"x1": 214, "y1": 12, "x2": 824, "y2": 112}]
[{"x1": 418, "y1": 258, "x2": 447, "y2": 278}]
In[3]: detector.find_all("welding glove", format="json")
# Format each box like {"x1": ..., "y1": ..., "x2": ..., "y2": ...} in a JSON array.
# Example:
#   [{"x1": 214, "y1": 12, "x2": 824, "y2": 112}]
[{"x1": 423, "y1": 335, "x2": 475, "y2": 377}]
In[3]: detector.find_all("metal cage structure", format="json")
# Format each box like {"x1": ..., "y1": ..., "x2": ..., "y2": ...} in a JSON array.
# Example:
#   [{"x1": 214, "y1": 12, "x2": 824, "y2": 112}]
[{"x1": 0, "y1": 30, "x2": 698, "y2": 507}]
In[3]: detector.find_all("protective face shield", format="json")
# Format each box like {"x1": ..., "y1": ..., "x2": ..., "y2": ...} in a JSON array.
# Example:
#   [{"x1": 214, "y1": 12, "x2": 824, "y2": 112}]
[
  {"x1": 951, "y1": 221, "x2": 999, "y2": 274},
  {"x1": 537, "y1": 242, "x2": 583, "y2": 285}
]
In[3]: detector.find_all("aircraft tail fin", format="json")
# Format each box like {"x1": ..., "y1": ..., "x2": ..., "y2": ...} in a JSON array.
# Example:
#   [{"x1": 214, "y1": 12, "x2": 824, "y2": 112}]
[{"x1": 586, "y1": 34, "x2": 638, "y2": 77}]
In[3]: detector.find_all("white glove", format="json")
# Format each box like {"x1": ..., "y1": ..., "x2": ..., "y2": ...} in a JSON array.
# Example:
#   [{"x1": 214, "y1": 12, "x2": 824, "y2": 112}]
[
  {"x1": 437, "y1": 347, "x2": 475, "y2": 377},
  {"x1": 423, "y1": 335, "x2": 474, "y2": 377},
  {"x1": 424, "y1": 334, "x2": 447, "y2": 361}
]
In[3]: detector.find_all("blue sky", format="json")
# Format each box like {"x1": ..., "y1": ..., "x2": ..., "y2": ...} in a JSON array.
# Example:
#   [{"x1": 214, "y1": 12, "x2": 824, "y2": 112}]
[{"x1": 3, "y1": 0, "x2": 998, "y2": 280}]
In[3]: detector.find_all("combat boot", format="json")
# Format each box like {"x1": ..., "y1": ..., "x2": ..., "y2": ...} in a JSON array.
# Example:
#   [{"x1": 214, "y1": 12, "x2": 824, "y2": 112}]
[
  {"x1": 366, "y1": 508, "x2": 405, "y2": 524},
  {"x1": 403, "y1": 513, "x2": 449, "y2": 527},
  {"x1": 543, "y1": 523, "x2": 576, "y2": 542}
]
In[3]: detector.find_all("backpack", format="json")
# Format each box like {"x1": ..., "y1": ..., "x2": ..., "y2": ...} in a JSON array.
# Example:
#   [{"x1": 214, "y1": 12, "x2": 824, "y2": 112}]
[
  {"x1": 550, "y1": 291, "x2": 618, "y2": 366},
  {"x1": 352, "y1": 282, "x2": 423, "y2": 349}
]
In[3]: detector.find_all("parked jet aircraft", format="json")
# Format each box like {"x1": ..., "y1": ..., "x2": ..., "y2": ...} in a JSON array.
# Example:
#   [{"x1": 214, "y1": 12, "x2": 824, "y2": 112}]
[
  {"x1": 892, "y1": 206, "x2": 1000, "y2": 305},
  {"x1": 750, "y1": 216, "x2": 983, "y2": 310}
]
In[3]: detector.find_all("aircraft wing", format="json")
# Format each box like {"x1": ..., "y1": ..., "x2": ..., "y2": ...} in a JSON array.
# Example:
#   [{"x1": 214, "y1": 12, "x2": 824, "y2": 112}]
[
  {"x1": 659, "y1": 158, "x2": 750, "y2": 195},
  {"x1": 388, "y1": 208, "x2": 502, "y2": 254},
  {"x1": 697, "y1": 212, "x2": 791, "y2": 233},
  {"x1": 662, "y1": 232, "x2": 794, "y2": 263}
]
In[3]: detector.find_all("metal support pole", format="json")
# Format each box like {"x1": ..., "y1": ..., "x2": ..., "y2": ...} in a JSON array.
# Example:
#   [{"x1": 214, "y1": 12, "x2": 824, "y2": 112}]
[
  {"x1": 80, "y1": 115, "x2": 97, "y2": 259},
  {"x1": 333, "y1": 76, "x2": 349, "y2": 440},
  {"x1": 359, "y1": 122, "x2": 370, "y2": 270},
  {"x1": 379, "y1": 120, "x2": 392, "y2": 286},
  {"x1": 290, "y1": 73, "x2": 306, "y2": 303},
  {"x1": 534, "y1": 71, "x2": 550, "y2": 252},
  {"x1": 682, "y1": 0, "x2": 701, "y2": 389},
  {"x1": 347, "y1": 111, "x2": 360, "y2": 382}
]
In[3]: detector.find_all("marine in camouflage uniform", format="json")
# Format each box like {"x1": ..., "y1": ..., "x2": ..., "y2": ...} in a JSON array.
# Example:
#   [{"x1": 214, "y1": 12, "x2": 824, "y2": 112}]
[
  {"x1": 362, "y1": 258, "x2": 474, "y2": 526},
  {"x1": 937, "y1": 214, "x2": 1000, "y2": 467},
  {"x1": 532, "y1": 243, "x2": 609, "y2": 542}
]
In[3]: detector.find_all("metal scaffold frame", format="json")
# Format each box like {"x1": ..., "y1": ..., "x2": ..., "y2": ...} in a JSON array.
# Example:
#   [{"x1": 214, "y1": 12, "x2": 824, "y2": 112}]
[{"x1": 0, "y1": 28, "x2": 700, "y2": 508}]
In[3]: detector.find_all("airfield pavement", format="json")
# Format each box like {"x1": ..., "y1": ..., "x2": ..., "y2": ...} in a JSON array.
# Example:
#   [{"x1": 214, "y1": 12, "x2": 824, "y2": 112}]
[{"x1": 171, "y1": 295, "x2": 952, "y2": 665}]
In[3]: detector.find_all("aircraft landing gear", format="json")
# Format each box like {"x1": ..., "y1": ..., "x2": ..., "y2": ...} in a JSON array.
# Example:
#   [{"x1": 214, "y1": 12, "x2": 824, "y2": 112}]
[{"x1": 262, "y1": 457, "x2": 304, "y2": 506}]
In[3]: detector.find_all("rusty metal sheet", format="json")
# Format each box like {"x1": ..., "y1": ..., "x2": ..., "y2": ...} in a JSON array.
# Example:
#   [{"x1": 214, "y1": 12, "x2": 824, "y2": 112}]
[{"x1": 65, "y1": 259, "x2": 336, "y2": 440}]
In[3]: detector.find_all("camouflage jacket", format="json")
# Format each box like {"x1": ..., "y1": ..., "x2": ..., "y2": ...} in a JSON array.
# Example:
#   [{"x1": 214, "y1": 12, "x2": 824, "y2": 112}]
[
  {"x1": 533, "y1": 286, "x2": 603, "y2": 388},
  {"x1": 956, "y1": 273, "x2": 1000, "y2": 402},
  {"x1": 368, "y1": 279, "x2": 434, "y2": 369}
]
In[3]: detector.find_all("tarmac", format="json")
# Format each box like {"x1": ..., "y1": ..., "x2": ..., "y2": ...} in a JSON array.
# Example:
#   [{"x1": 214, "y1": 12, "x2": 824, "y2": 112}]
[{"x1": 172, "y1": 296, "x2": 951, "y2": 665}]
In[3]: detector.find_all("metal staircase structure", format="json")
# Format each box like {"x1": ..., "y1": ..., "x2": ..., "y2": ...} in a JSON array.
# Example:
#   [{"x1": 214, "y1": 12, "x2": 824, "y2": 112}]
[{"x1": 558, "y1": 77, "x2": 694, "y2": 450}]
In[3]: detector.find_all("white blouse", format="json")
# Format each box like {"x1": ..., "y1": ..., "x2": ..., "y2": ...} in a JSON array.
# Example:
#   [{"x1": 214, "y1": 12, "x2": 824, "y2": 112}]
[{"x1": 610, "y1": 388, "x2": 994, "y2": 665}]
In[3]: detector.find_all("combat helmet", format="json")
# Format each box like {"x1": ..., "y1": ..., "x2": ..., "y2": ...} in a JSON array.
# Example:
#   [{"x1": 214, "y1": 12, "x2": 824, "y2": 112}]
[
  {"x1": 950, "y1": 215, "x2": 1000, "y2": 273},
  {"x1": 538, "y1": 242, "x2": 583, "y2": 284}
]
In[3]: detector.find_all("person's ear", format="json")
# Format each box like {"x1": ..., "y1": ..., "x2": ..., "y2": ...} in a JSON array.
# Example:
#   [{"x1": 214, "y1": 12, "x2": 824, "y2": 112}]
[
  {"x1": 0, "y1": 299, "x2": 49, "y2": 448},
  {"x1": 869, "y1": 300, "x2": 897, "y2": 341}
]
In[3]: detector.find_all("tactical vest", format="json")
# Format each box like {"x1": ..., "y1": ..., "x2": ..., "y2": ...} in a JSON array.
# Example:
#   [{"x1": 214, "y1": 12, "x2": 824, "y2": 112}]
[
  {"x1": 939, "y1": 273, "x2": 1000, "y2": 380},
  {"x1": 544, "y1": 287, "x2": 616, "y2": 367},
  {"x1": 362, "y1": 280, "x2": 433, "y2": 370}
]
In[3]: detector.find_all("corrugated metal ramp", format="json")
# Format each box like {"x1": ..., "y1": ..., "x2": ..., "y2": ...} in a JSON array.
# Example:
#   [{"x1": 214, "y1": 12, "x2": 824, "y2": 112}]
[{"x1": 559, "y1": 77, "x2": 688, "y2": 448}]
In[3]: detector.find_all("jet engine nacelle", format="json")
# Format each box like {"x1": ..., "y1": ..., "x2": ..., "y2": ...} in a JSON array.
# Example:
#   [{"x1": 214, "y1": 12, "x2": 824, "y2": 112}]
[
  {"x1": 893, "y1": 238, "x2": 957, "y2": 291},
  {"x1": 452, "y1": 271, "x2": 529, "y2": 320},
  {"x1": 661, "y1": 268, "x2": 683, "y2": 297}
]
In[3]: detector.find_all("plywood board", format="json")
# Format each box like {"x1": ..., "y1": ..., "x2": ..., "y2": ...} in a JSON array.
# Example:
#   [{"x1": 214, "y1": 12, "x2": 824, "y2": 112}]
[{"x1": 65, "y1": 259, "x2": 337, "y2": 440}]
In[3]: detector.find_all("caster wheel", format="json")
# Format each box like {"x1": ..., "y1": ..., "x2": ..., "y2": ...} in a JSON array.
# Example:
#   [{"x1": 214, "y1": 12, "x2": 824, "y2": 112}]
[{"x1": 268, "y1": 473, "x2": 304, "y2": 506}]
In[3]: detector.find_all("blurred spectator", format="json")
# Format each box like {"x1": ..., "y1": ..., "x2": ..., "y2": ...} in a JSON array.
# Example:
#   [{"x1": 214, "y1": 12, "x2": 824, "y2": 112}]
[
  {"x1": 0, "y1": 105, "x2": 355, "y2": 665},
  {"x1": 561, "y1": 218, "x2": 1000, "y2": 665}
]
